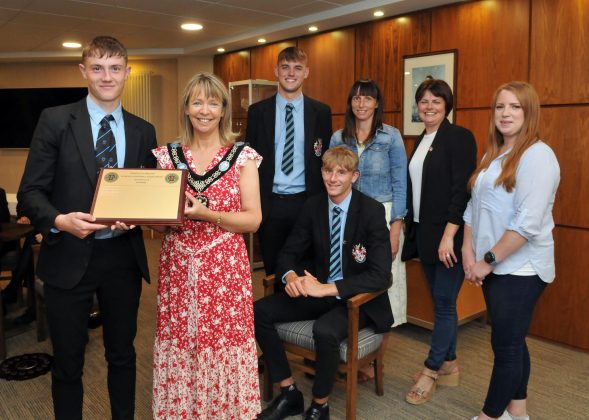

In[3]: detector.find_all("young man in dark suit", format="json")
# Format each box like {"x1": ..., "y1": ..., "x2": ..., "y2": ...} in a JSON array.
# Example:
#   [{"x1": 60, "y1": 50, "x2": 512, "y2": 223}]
[
  {"x1": 17, "y1": 36, "x2": 157, "y2": 420},
  {"x1": 246, "y1": 46, "x2": 332, "y2": 277},
  {"x1": 254, "y1": 146, "x2": 393, "y2": 420}
]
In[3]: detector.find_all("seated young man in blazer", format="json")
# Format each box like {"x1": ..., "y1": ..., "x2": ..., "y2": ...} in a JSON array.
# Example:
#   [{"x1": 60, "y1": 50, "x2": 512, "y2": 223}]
[{"x1": 254, "y1": 146, "x2": 393, "y2": 420}]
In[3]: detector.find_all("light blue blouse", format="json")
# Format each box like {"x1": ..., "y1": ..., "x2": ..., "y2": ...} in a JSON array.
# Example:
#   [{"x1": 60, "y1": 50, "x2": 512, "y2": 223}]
[{"x1": 463, "y1": 141, "x2": 560, "y2": 283}]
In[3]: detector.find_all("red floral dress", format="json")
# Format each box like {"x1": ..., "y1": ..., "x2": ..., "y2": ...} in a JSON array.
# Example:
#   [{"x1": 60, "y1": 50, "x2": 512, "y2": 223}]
[{"x1": 152, "y1": 144, "x2": 262, "y2": 419}]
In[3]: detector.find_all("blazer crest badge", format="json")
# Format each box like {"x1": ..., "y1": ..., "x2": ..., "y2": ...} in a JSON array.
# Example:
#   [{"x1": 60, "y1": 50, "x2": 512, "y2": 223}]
[
  {"x1": 313, "y1": 138, "x2": 323, "y2": 157},
  {"x1": 352, "y1": 244, "x2": 367, "y2": 263}
]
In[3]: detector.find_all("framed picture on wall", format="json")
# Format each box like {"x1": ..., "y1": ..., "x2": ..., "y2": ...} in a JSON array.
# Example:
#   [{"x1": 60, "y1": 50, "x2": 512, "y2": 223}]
[{"x1": 403, "y1": 50, "x2": 457, "y2": 136}]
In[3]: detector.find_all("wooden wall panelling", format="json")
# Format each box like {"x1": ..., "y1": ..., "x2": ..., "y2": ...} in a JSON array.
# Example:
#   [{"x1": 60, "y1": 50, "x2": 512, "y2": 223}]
[
  {"x1": 431, "y1": 0, "x2": 530, "y2": 109},
  {"x1": 541, "y1": 106, "x2": 589, "y2": 229},
  {"x1": 406, "y1": 260, "x2": 486, "y2": 329},
  {"x1": 530, "y1": 0, "x2": 589, "y2": 104},
  {"x1": 455, "y1": 109, "x2": 491, "y2": 162},
  {"x1": 213, "y1": 50, "x2": 251, "y2": 85},
  {"x1": 331, "y1": 114, "x2": 344, "y2": 135},
  {"x1": 355, "y1": 13, "x2": 431, "y2": 113},
  {"x1": 250, "y1": 41, "x2": 296, "y2": 80},
  {"x1": 529, "y1": 226, "x2": 589, "y2": 350},
  {"x1": 297, "y1": 29, "x2": 356, "y2": 115},
  {"x1": 382, "y1": 111, "x2": 402, "y2": 129}
]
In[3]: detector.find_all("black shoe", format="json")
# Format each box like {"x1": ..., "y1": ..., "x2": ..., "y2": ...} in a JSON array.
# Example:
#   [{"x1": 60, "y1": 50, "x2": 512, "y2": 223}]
[
  {"x1": 303, "y1": 403, "x2": 329, "y2": 420},
  {"x1": 88, "y1": 310, "x2": 102, "y2": 329},
  {"x1": 257, "y1": 389, "x2": 304, "y2": 419}
]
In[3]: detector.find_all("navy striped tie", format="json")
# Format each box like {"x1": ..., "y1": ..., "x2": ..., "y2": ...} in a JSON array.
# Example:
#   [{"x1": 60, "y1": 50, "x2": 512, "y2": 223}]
[
  {"x1": 281, "y1": 103, "x2": 295, "y2": 174},
  {"x1": 329, "y1": 206, "x2": 343, "y2": 280},
  {"x1": 95, "y1": 115, "x2": 117, "y2": 169}
]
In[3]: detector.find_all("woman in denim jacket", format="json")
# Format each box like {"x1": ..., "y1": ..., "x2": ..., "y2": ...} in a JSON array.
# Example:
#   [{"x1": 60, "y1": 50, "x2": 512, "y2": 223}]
[{"x1": 330, "y1": 79, "x2": 408, "y2": 345}]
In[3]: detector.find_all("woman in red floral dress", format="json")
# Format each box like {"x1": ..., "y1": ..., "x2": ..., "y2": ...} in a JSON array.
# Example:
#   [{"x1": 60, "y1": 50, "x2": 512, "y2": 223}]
[{"x1": 151, "y1": 73, "x2": 262, "y2": 419}]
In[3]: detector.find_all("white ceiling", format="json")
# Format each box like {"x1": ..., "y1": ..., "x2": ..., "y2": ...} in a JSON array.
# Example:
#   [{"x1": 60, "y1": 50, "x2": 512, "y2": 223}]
[{"x1": 0, "y1": 0, "x2": 462, "y2": 60}]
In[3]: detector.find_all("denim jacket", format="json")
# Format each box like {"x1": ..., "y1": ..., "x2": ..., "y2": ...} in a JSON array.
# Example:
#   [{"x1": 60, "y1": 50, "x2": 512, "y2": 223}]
[{"x1": 330, "y1": 124, "x2": 407, "y2": 220}]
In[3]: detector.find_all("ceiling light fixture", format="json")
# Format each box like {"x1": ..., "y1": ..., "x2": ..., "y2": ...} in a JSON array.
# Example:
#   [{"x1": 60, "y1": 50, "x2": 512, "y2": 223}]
[
  {"x1": 181, "y1": 23, "x2": 203, "y2": 31},
  {"x1": 258, "y1": 38, "x2": 266, "y2": 43},
  {"x1": 374, "y1": 10, "x2": 384, "y2": 17},
  {"x1": 217, "y1": 47, "x2": 225, "y2": 52},
  {"x1": 308, "y1": 26, "x2": 318, "y2": 32},
  {"x1": 62, "y1": 42, "x2": 81, "y2": 48}
]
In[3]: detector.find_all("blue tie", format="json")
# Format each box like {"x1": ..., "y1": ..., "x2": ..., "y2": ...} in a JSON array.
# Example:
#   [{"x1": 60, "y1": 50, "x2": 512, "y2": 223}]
[
  {"x1": 95, "y1": 115, "x2": 117, "y2": 169},
  {"x1": 281, "y1": 103, "x2": 294, "y2": 174},
  {"x1": 329, "y1": 206, "x2": 342, "y2": 280}
]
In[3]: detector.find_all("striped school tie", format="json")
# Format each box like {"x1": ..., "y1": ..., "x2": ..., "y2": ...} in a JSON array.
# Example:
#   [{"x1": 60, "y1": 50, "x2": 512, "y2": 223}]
[
  {"x1": 95, "y1": 115, "x2": 117, "y2": 169},
  {"x1": 329, "y1": 206, "x2": 343, "y2": 280},
  {"x1": 281, "y1": 103, "x2": 294, "y2": 174}
]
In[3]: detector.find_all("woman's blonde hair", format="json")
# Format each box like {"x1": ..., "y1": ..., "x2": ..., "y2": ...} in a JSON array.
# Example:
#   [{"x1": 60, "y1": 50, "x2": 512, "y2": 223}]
[
  {"x1": 468, "y1": 81, "x2": 541, "y2": 192},
  {"x1": 178, "y1": 72, "x2": 238, "y2": 146}
]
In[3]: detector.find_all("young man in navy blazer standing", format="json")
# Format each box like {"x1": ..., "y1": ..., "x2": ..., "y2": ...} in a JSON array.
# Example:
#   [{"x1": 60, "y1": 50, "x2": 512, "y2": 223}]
[
  {"x1": 246, "y1": 46, "x2": 332, "y2": 278},
  {"x1": 18, "y1": 36, "x2": 157, "y2": 420},
  {"x1": 254, "y1": 146, "x2": 393, "y2": 420}
]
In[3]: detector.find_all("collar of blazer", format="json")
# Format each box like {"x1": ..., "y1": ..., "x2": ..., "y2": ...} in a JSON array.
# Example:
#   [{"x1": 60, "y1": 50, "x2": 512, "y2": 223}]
[
  {"x1": 69, "y1": 99, "x2": 141, "y2": 187},
  {"x1": 411, "y1": 117, "x2": 451, "y2": 172},
  {"x1": 265, "y1": 94, "x2": 320, "y2": 169}
]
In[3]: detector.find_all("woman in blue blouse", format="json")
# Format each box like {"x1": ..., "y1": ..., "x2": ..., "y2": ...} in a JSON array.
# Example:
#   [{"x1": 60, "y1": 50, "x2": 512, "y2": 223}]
[
  {"x1": 330, "y1": 79, "x2": 408, "y2": 338},
  {"x1": 464, "y1": 82, "x2": 560, "y2": 420}
]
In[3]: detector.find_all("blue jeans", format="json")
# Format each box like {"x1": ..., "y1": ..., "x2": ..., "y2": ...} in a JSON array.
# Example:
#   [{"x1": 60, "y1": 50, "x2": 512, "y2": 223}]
[
  {"x1": 420, "y1": 261, "x2": 464, "y2": 370},
  {"x1": 481, "y1": 273, "x2": 546, "y2": 418}
]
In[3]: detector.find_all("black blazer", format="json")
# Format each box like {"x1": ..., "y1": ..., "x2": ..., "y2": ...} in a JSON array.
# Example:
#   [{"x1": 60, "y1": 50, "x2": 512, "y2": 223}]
[
  {"x1": 276, "y1": 190, "x2": 393, "y2": 333},
  {"x1": 246, "y1": 94, "x2": 332, "y2": 220},
  {"x1": 402, "y1": 118, "x2": 477, "y2": 265},
  {"x1": 17, "y1": 99, "x2": 157, "y2": 289}
]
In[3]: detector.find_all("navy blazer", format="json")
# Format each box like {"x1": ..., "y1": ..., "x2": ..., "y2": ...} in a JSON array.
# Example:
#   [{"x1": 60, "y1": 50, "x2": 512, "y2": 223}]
[
  {"x1": 402, "y1": 118, "x2": 477, "y2": 264},
  {"x1": 18, "y1": 99, "x2": 157, "y2": 289},
  {"x1": 276, "y1": 189, "x2": 393, "y2": 333},
  {"x1": 246, "y1": 94, "x2": 332, "y2": 220}
]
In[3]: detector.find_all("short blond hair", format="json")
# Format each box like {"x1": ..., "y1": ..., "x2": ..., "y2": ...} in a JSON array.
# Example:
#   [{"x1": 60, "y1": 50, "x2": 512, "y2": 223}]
[{"x1": 322, "y1": 146, "x2": 359, "y2": 172}]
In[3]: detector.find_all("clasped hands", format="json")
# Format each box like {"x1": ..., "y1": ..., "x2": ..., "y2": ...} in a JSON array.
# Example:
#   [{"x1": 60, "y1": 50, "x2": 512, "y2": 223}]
[
  {"x1": 462, "y1": 251, "x2": 492, "y2": 287},
  {"x1": 285, "y1": 270, "x2": 333, "y2": 299}
]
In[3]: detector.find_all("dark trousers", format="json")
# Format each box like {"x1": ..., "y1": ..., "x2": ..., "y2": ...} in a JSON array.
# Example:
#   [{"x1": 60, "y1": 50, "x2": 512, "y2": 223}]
[
  {"x1": 481, "y1": 273, "x2": 546, "y2": 418},
  {"x1": 254, "y1": 292, "x2": 370, "y2": 399},
  {"x1": 44, "y1": 235, "x2": 142, "y2": 420},
  {"x1": 259, "y1": 193, "x2": 307, "y2": 277},
  {"x1": 420, "y1": 261, "x2": 464, "y2": 370}
]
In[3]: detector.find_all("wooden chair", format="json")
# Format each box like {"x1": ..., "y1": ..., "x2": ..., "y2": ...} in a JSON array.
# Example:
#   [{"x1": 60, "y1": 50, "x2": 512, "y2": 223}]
[
  {"x1": 1, "y1": 246, "x2": 25, "y2": 360},
  {"x1": 260, "y1": 274, "x2": 391, "y2": 420}
]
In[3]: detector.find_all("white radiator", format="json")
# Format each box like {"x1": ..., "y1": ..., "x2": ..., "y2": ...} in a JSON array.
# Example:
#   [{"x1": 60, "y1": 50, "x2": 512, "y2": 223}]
[{"x1": 121, "y1": 72, "x2": 152, "y2": 122}]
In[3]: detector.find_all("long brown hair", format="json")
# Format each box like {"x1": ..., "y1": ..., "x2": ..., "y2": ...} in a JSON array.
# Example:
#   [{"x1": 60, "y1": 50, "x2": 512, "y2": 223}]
[{"x1": 468, "y1": 81, "x2": 540, "y2": 192}]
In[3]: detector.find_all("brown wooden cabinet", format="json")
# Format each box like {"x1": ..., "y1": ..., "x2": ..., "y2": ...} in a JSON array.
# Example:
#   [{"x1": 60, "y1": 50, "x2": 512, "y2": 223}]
[{"x1": 405, "y1": 259, "x2": 486, "y2": 330}]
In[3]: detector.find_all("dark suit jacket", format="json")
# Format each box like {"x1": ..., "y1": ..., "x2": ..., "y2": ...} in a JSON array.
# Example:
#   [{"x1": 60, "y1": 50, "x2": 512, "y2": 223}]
[
  {"x1": 17, "y1": 99, "x2": 157, "y2": 289},
  {"x1": 402, "y1": 118, "x2": 477, "y2": 265},
  {"x1": 276, "y1": 190, "x2": 393, "y2": 333},
  {"x1": 246, "y1": 94, "x2": 332, "y2": 221}
]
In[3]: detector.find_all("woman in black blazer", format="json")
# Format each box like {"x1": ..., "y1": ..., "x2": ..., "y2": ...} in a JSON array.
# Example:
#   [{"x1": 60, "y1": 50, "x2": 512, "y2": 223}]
[{"x1": 402, "y1": 78, "x2": 477, "y2": 405}]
